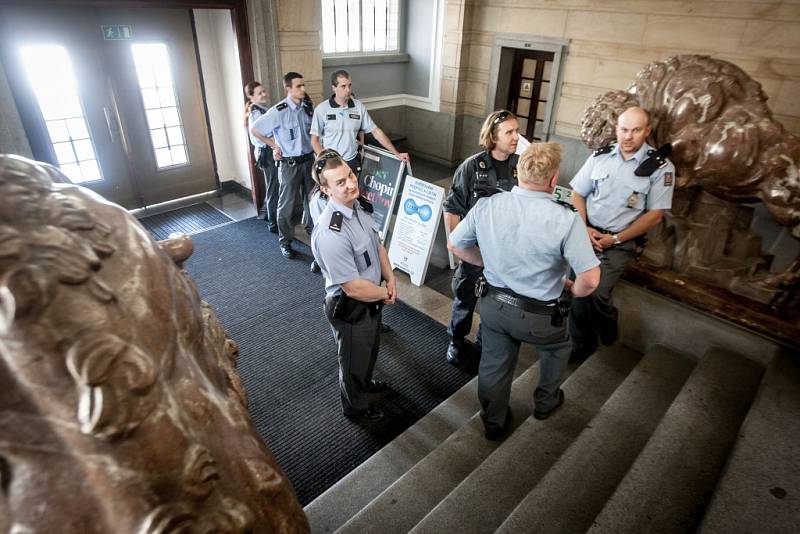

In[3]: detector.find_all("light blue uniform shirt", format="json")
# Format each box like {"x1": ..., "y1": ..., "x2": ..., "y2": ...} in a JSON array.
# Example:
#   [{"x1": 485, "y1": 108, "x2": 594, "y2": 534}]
[
  {"x1": 450, "y1": 187, "x2": 600, "y2": 301},
  {"x1": 570, "y1": 143, "x2": 675, "y2": 233},
  {"x1": 250, "y1": 96, "x2": 313, "y2": 157},
  {"x1": 311, "y1": 198, "x2": 383, "y2": 297},
  {"x1": 247, "y1": 104, "x2": 268, "y2": 158},
  {"x1": 311, "y1": 96, "x2": 377, "y2": 161}
]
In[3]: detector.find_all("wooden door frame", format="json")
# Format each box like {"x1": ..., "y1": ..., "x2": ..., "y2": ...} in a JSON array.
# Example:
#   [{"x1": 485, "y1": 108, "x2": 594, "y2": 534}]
[
  {"x1": 0, "y1": 0, "x2": 264, "y2": 211},
  {"x1": 486, "y1": 34, "x2": 568, "y2": 143},
  {"x1": 507, "y1": 49, "x2": 554, "y2": 141}
]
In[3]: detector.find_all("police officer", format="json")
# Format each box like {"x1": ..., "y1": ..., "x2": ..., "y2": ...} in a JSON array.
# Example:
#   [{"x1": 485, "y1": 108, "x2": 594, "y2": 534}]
[
  {"x1": 251, "y1": 72, "x2": 315, "y2": 258},
  {"x1": 311, "y1": 150, "x2": 398, "y2": 423},
  {"x1": 311, "y1": 69, "x2": 409, "y2": 179},
  {"x1": 568, "y1": 106, "x2": 675, "y2": 360},
  {"x1": 244, "y1": 81, "x2": 279, "y2": 233},
  {"x1": 443, "y1": 110, "x2": 520, "y2": 365},
  {"x1": 448, "y1": 142, "x2": 600, "y2": 440}
]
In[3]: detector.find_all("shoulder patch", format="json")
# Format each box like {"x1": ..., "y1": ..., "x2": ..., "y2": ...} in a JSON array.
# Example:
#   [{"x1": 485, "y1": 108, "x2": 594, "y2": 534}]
[
  {"x1": 593, "y1": 145, "x2": 614, "y2": 157},
  {"x1": 357, "y1": 197, "x2": 374, "y2": 214},
  {"x1": 276, "y1": 102, "x2": 288, "y2": 111},
  {"x1": 329, "y1": 211, "x2": 344, "y2": 232}
]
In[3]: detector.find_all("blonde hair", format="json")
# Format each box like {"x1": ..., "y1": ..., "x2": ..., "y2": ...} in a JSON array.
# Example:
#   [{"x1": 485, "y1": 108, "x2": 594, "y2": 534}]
[
  {"x1": 478, "y1": 110, "x2": 516, "y2": 151},
  {"x1": 517, "y1": 142, "x2": 561, "y2": 185}
]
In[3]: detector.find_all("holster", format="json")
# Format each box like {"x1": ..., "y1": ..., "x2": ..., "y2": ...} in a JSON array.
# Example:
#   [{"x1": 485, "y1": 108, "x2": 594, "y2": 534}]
[{"x1": 326, "y1": 294, "x2": 383, "y2": 324}]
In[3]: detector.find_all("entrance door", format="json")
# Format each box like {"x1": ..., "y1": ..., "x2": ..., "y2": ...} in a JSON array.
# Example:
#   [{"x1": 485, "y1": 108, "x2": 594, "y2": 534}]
[
  {"x1": 0, "y1": 5, "x2": 217, "y2": 209},
  {"x1": 507, "y1": 49, "x2": 555, "y2": 142}
]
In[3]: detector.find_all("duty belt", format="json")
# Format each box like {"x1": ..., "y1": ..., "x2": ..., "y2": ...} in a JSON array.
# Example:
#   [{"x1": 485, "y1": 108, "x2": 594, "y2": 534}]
[
  {"x1": 281, "y1": 152, "x2": 314, "y2": 166},
  {"x1": 486, "y1": 285, "x2": 557, "y2": 315},
  {"x1": 589, "y1": 223, "x2": 647, "y2": 248}
]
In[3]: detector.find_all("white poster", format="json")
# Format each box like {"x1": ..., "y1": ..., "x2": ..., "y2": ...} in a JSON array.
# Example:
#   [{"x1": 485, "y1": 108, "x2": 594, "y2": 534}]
[{"x1": 388, "y1": 176, "x2": 446, "y2": 286}]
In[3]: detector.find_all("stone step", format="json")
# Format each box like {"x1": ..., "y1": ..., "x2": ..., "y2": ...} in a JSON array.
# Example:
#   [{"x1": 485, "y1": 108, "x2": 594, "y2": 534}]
[
  {"x1": 697, "y1": 352, "x2": 800, "y2": 534},
  {"x1": 585, "y1": 346, "x2": 765, "y2": 534},
  {"x1": 410, "y1": 344, "x2": 648, "y2": 534},
  {"x1": 305, "y1": 346, "x2": 537, "y2": 533},
  {"x1": 337, "y1": 345, "x2": 641, "y2": 534},
  {"x1": 494, "y1": 345, "x2": 695, "y2": 534}
]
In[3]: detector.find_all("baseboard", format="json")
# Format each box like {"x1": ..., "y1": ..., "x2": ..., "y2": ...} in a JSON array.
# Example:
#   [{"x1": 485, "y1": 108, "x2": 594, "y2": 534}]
[{"x1": 220, "y1": 180, "x2": 252, "y2": 200}]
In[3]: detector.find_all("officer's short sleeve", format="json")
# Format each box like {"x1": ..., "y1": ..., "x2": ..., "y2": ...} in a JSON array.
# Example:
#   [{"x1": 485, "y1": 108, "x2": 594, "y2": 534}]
[
  {"x1": 443, "y1": 159, "x2": 471, "y2": 216},
  {"x1": 562, "y1": 214, "x2": 600, "y2": 274},
  {"x1": 310, "y1": 106, "x2": 325, "y2": 137},
  {"x1": 646, "y1": 161, "x2": 676, "y2": 210},
  {"x1": 449, "y1": 208, "x2": 478, "y2": 249},
  {"x1": 315, "y1": 230, "x2": 360, "y2": 286},
  {"x1": 251, "y1": 108, "x2": 278, "y2": 137},
  {"x1": 360, "y1": 106, "x2": 377, "y2": 134},
  {"x1": 569, "y1": 156, "x2": 596, "y2": 198}
]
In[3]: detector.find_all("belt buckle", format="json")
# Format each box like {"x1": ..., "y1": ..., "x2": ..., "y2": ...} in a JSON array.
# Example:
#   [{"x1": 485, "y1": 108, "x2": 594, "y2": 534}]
[{"x1": 287, "y1": 158, "x2": 296, "y2": 167}]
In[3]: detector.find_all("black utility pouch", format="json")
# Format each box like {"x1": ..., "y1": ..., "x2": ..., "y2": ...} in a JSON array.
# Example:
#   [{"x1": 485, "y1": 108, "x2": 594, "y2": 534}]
[{"x1": 332, "y1": 294, "x2": 368, "y2": 323}]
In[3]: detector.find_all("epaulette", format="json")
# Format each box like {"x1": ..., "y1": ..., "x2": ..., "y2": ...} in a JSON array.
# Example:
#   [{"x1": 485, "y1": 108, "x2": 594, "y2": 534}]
[
  {"x1": 552, "y1": 198, "x2": 577, "y2": 212},
  {"x1": 473, "y1": 184, "x2": 503, "y2": 199},
  {"x1": 357, "y1": 196, "x2": 374, "y2": 213},
  {"x1": 634, "y1": 143, "x2": 672, "y2": 177},
  {"x1": 593, "y1": 145, "x2": 614, "y2": 157},
  {"x1": 329, "y1": 211, "x2": 343, "y2": 232},
  {"x1": 276, "y1": 102, "x2": 288, "y2": 111}
]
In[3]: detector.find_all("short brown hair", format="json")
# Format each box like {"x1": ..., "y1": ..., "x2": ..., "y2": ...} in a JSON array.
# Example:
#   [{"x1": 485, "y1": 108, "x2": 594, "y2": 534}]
[
  {"x1": 517, "y1": 142, "x2": 561, "y2": 185},
  {"x1": 312, "y1": 149, "x2": 347, "y2": 187},
  {"x1": 478, "y1": 110, "x2": 516, "y2": 151}
]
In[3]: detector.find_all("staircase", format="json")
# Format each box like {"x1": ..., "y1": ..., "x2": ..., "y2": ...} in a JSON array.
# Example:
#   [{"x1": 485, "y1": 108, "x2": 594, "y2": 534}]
[
  {"x1": 304, "y1": 284, "x2": 800, "y2": 534},
  {"x1": 305, "y1": 345, "x2": 800, "y2": 534}
]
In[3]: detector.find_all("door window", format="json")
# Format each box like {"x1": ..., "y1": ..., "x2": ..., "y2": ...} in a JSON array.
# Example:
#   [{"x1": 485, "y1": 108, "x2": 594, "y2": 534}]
[
  {"x1": 20, "y1": 44, "x2": 102, "y2": 183},
  {"x1": 131, "y1": 43, "x2": 188, "y2": 169}
]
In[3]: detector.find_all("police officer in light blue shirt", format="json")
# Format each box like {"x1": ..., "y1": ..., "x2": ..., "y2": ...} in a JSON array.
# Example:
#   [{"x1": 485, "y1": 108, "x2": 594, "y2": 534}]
[
  {"x1": 568, "y1": 106, "x2": 675, "y2": 361},
  {"x1": 311, "y1": 70, "x2": 409, "y2": 178},
  {"x1": 449, "y1": 142, "x2": 600, "y2": 440},
  {"x1": 244, "y1": 81, "x2": 279, "y2": 233},
  {"x1": 311, "y1": 150, "x2": 398, "y2": 423},
  {"x1": 251, "y1": 72, "x2": 315, "y2": 258}
]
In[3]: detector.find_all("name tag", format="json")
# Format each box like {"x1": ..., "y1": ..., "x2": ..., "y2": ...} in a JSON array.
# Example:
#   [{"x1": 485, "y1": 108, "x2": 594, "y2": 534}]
[
  {"x1": 363, "y1": 250, "x2": 371, "y2": 267},
  {"x1": 327, "y1": 114, "x2": 336, "y2": 120},
  {"x1": 349, "y1": 113, "x2": 360, "y2": 120}
]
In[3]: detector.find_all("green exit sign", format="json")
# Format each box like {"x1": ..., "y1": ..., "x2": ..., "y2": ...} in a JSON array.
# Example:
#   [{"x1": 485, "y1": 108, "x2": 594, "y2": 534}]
[{"x1": 102, "y1": 25, "x2": 133, "y2": 40}]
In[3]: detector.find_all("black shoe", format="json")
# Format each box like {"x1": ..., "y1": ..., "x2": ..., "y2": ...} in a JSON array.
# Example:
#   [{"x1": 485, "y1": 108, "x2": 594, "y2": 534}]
[
  {"x1": 446, "y1": 341, "x2": 461, "y2": 365},
  {"x1": 269, "y1": 226, "x2": 279, "y2": 234},
  {"x1": 364, "y1": 378, "x2": 388, "y2": 393},
  {"x1": 344, "y1": 405, "x2": 386, "y2": 423},
  {"x1": 569, "y1": 346, "x2": 595, "y2": 363},
  {"x1": 534, "y1": 389, "x2": 565, "y2": 420},
  {"x1": 380, "y1": 322, "x2": 391, "y2": 333},
  {"x1": 484, "y1": 409, "x2": 513, "y2": 441},
  {"x1": 280, "y1": 244, "x2": 295, "y2": 259},
  {"x1": 310, "y1": 260, "x2": 321, "y2": 273}
]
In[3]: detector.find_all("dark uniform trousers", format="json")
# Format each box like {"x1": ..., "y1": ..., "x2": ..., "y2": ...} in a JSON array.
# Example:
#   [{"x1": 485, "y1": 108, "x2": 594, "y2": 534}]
[
  {"x1": 324, "y1": 299, "x2": 381, "y2": 413},
  {"x1": 479, "y1": 295, "x2": 570, "y2": 430},
  {"x1": 257, "y1": 147, "x2": 279, "y2": 231},
  {"x1": 569, "y1": 241, "x2": 636, "y2": 351},
  {"x1": 448, "y1": 260, "x2": 484, "y2": 347},
  {"x1": 277, "y1": 159, "x2": 314, "y2": 245}
]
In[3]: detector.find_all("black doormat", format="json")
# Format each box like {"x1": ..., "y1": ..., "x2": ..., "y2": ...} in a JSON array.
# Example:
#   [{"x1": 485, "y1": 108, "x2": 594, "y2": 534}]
[
  {"x1": 184, "y1": 217, "x2": 473, "y2": 506},
  {"x1": 138, "y1": 202, "x2": 233, "y2": 240}
]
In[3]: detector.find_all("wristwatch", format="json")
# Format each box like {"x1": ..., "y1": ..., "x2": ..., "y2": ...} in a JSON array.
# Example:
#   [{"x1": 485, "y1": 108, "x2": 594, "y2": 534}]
[{"x1": 612, "y1": 234, "x2": 622, "y2": 245}]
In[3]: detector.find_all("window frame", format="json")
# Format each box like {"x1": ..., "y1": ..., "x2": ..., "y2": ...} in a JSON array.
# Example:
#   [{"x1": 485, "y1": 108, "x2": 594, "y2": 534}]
[{"x1": 321, "y1": 0, "x2": 404, "y2": 58}]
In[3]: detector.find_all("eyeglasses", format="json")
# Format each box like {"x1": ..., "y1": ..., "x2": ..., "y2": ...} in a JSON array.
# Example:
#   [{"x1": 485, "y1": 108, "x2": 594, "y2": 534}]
[
  {"x1": 492, "y1": 110, "x2": 512, "y2": 129},
  {"x1": 313, "y1": 151, "x2": 341, "y2": 178}
]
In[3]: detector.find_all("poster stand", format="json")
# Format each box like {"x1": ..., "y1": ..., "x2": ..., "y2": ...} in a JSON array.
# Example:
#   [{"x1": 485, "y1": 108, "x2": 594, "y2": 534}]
[
  {"x1": 358, "y1": 145, "x2": 405, "y2": 243},
  {"x1": 388, "y1": 175, "x2": 446, "y2": 286}
]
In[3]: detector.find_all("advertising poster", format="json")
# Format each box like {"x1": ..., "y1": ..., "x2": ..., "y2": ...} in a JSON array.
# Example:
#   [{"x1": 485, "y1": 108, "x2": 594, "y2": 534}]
[
  {"x1": 388, "y1": 176, "x2": 446, "y2": 286},
  {"x1": 359, "y1": 145, "x2": 405, "y2": 241}
]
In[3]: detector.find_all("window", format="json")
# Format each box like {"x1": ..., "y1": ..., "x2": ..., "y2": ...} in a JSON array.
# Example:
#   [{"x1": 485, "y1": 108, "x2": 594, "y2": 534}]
[
  {"x1": 20, "y1": 44, "x2": 102, "y2": 183},
  {"x1": 131, "y1": 43, "x2": 188, "y2": 169},
  {"x1": 321, "y1": 0, "x2": 400, "y2": 55}
]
